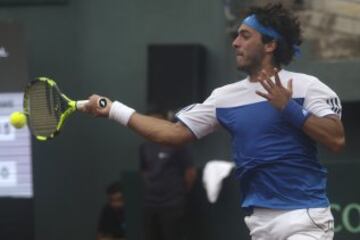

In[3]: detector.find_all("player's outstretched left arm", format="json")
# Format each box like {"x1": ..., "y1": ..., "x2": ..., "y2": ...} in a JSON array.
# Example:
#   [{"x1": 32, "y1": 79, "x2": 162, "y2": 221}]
[
  {"x1": 81, "y1": 95, "x2": 196, "y2": 147},
  {"x1": 256, "y1": 69, "x2": 345, "y2": 153}
]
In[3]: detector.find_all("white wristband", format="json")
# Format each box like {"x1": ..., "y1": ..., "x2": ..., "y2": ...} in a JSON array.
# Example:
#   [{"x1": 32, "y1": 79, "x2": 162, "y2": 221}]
[{"x1": 108, "y1": 101, "x2": 135, "y2": 126}]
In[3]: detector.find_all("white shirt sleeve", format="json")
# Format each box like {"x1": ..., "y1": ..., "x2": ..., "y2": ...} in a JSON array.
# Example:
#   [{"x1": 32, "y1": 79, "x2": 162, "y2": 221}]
[
  {"x1": 303, "y1": 78, "x2": 342, "y2": 118},
  {"x1": 176, "y1": 90, "x2": 219, "y2": 139}
]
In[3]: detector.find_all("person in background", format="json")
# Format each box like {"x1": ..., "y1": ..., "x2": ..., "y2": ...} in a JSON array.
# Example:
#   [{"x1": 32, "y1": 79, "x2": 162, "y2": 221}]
[
  {"x1": 97, "y1": 182, "x2": 126, "y2": 240},
  {"x1": 140, "y1": 109, "x2": 197, "y2": 240}
]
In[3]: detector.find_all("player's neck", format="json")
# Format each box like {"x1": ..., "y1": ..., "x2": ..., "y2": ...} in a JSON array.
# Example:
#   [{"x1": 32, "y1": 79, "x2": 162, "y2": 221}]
[{"x1": 248, "y1": 64, "x2": 279, "y2": 82}]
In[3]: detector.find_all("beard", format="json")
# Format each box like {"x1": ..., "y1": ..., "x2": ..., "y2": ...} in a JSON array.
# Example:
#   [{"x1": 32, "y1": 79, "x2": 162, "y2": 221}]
[{"x1": 236, "y1": 49, "x2": 265, "y2": 75}]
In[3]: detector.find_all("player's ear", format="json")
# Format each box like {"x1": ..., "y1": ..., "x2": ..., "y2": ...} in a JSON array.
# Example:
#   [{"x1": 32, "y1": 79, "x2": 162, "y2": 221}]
[{"x1": 264, "y1": 41, "x2": 277, "y2": 54}]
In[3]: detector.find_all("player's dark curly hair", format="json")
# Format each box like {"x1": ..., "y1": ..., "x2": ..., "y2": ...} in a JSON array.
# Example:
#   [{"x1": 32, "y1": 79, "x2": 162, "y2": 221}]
[{"x1": 246, "y1": 3, "x2": 302, "y2": 66}]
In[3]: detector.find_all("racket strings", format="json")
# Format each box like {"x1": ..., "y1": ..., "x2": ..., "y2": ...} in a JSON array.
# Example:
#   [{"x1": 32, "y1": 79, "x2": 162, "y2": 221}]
[{"x1": 26, "y1": 82, "x2": 64, "y2": 136}]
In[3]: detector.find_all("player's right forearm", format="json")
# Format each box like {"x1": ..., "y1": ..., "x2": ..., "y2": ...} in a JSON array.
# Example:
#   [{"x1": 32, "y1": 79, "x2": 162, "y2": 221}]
[
  {"x1": 83, "y1": 96, "x2": 195, "y2": 146},
  {"x1": 128, "y1": 113, "x2": 195, "y2": 147}
]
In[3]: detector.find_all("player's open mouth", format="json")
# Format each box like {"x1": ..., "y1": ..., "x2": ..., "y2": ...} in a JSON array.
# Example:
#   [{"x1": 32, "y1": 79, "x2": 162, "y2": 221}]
[{"x1": 236, "y1": 52, "x2": 244, "y2": 57}]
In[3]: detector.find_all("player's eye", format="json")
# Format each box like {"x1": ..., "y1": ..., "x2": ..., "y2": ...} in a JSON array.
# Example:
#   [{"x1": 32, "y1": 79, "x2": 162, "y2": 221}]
[{"x1": 241, "y1": 32, "x2": 251, "y2": 40}]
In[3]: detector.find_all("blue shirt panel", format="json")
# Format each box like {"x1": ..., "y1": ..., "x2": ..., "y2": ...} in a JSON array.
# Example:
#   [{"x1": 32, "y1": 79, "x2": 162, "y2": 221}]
[{"x1": 216, "y1": 98, "x2": 329, "y2": 209}]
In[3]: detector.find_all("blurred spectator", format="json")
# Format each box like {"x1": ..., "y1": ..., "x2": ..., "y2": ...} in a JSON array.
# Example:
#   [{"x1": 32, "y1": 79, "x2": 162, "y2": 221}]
[
  {"x1": 140, "y1": 109, "x2": 197, "y2": 240},
  {"x1": 97, "y1": 182, "x2": 126, "y2": 240}
]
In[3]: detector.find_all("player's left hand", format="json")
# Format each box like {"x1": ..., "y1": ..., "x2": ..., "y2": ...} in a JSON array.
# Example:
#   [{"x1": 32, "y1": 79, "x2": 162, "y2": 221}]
[{"x1": 256, "y1": 68, "x2": 293, "y2": 110}]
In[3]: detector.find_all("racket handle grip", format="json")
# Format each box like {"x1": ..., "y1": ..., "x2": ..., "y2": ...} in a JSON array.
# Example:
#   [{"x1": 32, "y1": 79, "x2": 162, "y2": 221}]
[
  {"x1": 76, "y1": 100, "x2": 89, "y2": 111},
  {"x1": 98, "y1": 98, "x2": 107, "y2": 108},
  {"x1": 76, "y1": 98, "x2": 107, "y2": 111}
]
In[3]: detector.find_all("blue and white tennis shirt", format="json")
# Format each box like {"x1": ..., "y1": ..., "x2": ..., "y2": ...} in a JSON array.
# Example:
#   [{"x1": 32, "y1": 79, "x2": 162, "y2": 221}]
[{"x1": 176, "y1": 69, "x2": 342, "y2": 210}]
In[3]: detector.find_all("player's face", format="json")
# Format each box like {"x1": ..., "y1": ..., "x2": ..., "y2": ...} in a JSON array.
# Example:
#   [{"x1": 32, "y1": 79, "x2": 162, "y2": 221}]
[
  {"x1": 232, "y1": 25, "x2": 266, "y2": 73},
  {"x1": 108, "y1": 192, "x2": 124, "y2": 210}
]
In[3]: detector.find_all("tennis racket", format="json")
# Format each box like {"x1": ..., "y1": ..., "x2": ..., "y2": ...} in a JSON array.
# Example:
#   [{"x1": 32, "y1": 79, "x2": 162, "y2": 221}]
[{"x1": 23, "y1": 77, "x2": 107, "y2": 141}]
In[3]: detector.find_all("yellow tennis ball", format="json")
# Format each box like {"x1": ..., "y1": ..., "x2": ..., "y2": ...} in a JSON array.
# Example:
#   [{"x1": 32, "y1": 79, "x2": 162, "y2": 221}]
[{"x1": 10, "y1": 112, "x2": 27, "y2": 129}]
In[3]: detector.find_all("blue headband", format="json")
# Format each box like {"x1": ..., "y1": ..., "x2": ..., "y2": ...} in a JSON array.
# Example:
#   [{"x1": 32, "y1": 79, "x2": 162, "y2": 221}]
[
  {"x1": 242, "y1": 14, "x2": 301, "y2": 57},
  {"x1": 242, "y1": 14, "x2": 282, "y2": 40}
]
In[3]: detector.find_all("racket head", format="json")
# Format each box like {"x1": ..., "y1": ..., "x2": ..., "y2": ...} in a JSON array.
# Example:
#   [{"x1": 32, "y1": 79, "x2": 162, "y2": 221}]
[{"x1": 23, "y1": 77, "x2": 76, "y2": 141}]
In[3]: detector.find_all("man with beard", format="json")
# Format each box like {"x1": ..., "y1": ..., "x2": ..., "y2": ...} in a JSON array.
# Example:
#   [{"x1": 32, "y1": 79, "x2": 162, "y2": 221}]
[{"x1": 84, "y1": 3, "x2": 345, "y2": 240}]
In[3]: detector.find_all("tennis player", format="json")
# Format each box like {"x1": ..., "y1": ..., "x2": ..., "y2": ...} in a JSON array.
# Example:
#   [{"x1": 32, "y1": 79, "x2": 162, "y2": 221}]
[{"x1": 83, "y1": 3, "x2": 345, "y2": 239}]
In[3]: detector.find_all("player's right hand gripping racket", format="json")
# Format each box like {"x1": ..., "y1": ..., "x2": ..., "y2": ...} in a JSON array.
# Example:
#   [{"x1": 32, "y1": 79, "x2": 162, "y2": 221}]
[{"x1": 23, "y1": 77, "x2": 107, "y2": 141}]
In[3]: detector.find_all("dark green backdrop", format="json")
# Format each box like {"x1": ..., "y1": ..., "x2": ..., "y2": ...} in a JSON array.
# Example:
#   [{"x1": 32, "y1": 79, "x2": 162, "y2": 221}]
[{"x1": 0, "y1": 1, "x2": 358, "y2": 239}]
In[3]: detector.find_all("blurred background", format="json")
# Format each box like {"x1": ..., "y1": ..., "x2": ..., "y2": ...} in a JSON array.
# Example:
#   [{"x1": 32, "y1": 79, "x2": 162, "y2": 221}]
[{"x1": 0, "y1": 0, "x2": 358, "y2": 239}]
